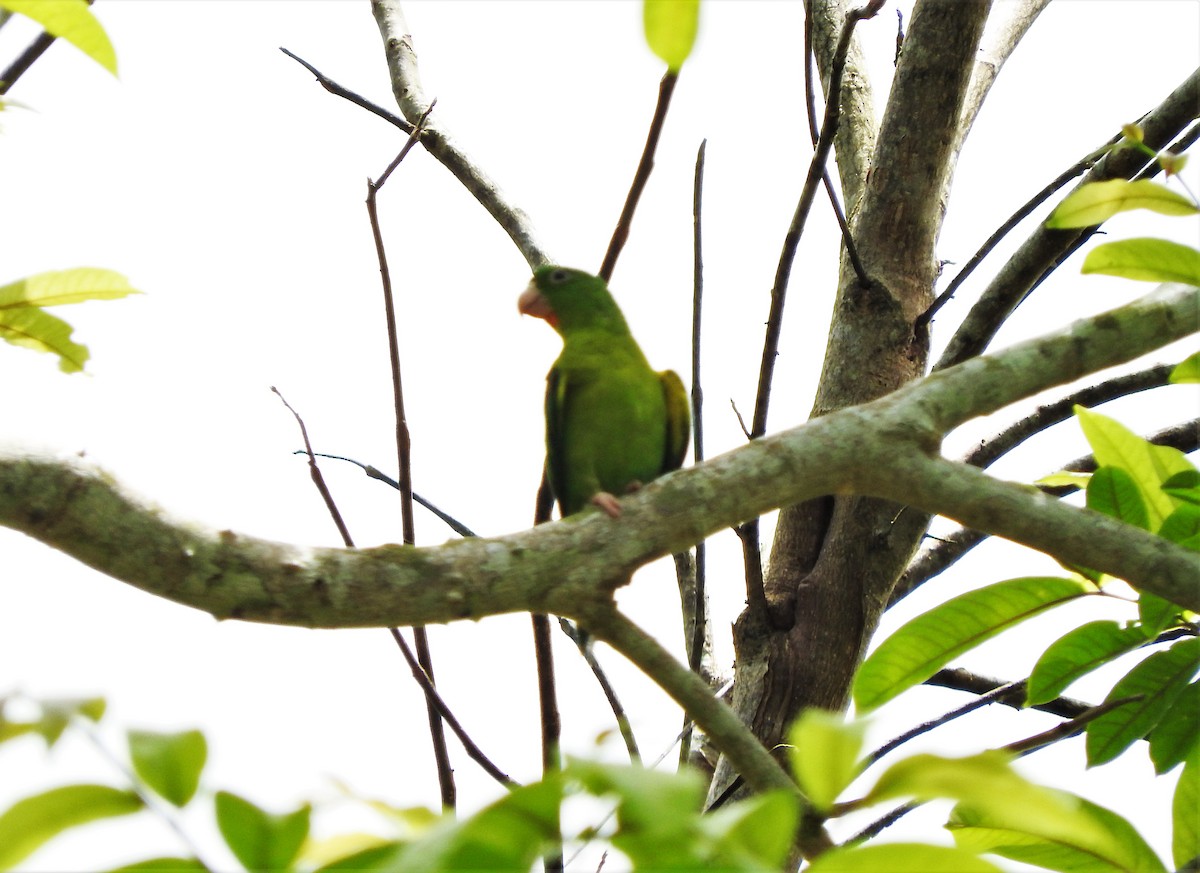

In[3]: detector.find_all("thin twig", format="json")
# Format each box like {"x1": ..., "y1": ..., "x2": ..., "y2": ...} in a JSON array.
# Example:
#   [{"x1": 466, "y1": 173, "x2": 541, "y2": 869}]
[
  {"x1": 918, "y1": 137, "x2": 1117, "y2": 329},
  {"x1": 843, "y1": 696, "x2": 1141, "y2": 846},
  {"x1": 599, "y1": 71, "x2": 678, "y2": 282},
  {"x1": 531, "y1": 470, "x2": 564, "y2": 873},
  {"x1": 803, "y1": 2, "x2": 866, "y2": 282},
  {"x1": 272, "y1": 388, "x2": 354, "y2": 546},
  {"x1": 367, "y1": 103, "x2": 457, "y2": 810},
  {"x1": 961, "y1": 364, "x2": 1176, "y2": 470},
  {"x1": 0, "y1": 30, "x2": 56, "y2": 96},
  {"x1": 558, "y1": 617, "x2": 641, "y2": 763},
  {"x1": 302, "y1": 452, "x2": 478, "y2": 537},
  {"x1": 279, "y1": 47, "x2": 410, "y2": 132},
  {"x1": 864, "y1": 679, "x2": 1024, "y2": 766},
  {"x1": 76, "y1": 719, "x2": 216, "y2": 872},
  {"x1": 679, "y1": 139, "x2": 709, "y2": 769},
  {"x1": 388, "y1": 627, "x2": 516, "y2": 787}
]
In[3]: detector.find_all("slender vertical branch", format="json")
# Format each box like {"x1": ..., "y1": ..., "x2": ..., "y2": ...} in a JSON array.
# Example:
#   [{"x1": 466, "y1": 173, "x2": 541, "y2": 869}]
[
  {"x1": 530, "y1": 470, "x2": 563, "y2": 873},
  {"x1": 366, "y1": 105, "x2": 457, "y2": 810},
  {"x1": 599, "y1": 71, "x2": 679, "y2": 282},
  {"x1": 679, "y1": 139, "x2": 710, "y2": 770}
]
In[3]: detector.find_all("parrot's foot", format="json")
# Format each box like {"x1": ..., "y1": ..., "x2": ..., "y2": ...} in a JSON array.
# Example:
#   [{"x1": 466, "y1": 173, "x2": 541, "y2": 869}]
[
  {"x1": 624, "y1": 480, "x2": 644, "y2": 493},
  {"x1": 591, "y1": 492, "x2": 622, "y2": 518}
]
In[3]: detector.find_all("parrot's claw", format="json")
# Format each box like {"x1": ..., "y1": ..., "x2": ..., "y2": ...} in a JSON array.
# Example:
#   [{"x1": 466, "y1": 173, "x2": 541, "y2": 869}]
[{"x1": 591, "y1": 492, "x2": 622, "y2": 518}]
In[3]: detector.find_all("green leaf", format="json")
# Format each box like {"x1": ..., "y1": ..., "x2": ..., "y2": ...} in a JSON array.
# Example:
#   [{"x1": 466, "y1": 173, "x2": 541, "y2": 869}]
[
  {"x1": 853, "y1": 576, "x2": 1092, "y2": 711},
  {"x1": 0, "y1": 784, "x2": 142, "y2": 870},
  {"x1": 1138, "y1": 591, "x2": 1184, "y2": 638},
  {"x1": 787, "y1": 710, "x2": 866, "y2": 812},
  {"x1": 1036, "y1": 471, "x2": 1092, "y2": 489},
  {"x1": 1087, "y1": 466, "x2": 1149, "y2": 530},
  {"x1": 391, "y1": 780, "x2": 561, "y2": 873},
  {"x1": 1082, "y1": 238, "x2": 1200, "y2": 285},
  {"x1": 0, "y1": 268, "x2": 141, "y2": 308},
  {"x1": 1026, "y1": 620, "x2": 1148, "y2": 706},
  {"x1": 0, "y1": 0, "x2": 117, "y2": 75},
  {"x1": 643, "y1": 0, "x2": 699, "y2": 71},
  {"x1": 128, "y1": 729, "x2": 206, "y2": 807},
  {"x1": 1162, "y1": 470, "x2": 1200, "y2": 505},
  {"x1": 312, "y1": 841, "x2": 406, "y2": 872},
  {"x1": 700, "y1": 790, "x2": 800, "y2": 869},
  {"x1": 1149, "y1": 680, "x2": 1200, "y2": 774},
  {"x1": 1159, "y1": 504, "x2": 1200, "y2": 551},
  {"x1": 805, "y1": 842, "x2": 1003, "y2": 873},
  {"x1": 570, "y1": 760, "x2": 706, "y2": 867},
  {"x1": 1046, "y1": 178, "x2": 1199, "y2": 228},
  {"x1": 1170, "y1": 352, "x2": 1200, "y2": 384},
  {"x1": 1087, "y1": 637, "x2": 1200, "y2": 766},
  {"x1": 106, "y1": 858, "x2": 208, "y2": 873},
  {"x1": 0, "y1": 269, "x2": 140, "y2": 373},
  {"x1": 214, "y1": 791, "x2": 310, "y2": 872},
  {"x1": 1075, "y1": 406, "x2": 1192, "y2": 530},
  {"x1": 1174, "y1": 743, "x2": 1200, "y2": 869},
  {"x1": 866, "y1": 751, "x2": 1109, "y2": 849},
  {"x1": 0, "y1": 304, "x2": 90, "y2": 372},
  {"x1": 950, "y1": 796, "x2": 1167, "y2": 873}
]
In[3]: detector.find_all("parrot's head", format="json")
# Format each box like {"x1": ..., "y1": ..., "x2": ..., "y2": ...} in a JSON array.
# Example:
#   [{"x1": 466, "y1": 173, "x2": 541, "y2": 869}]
[{"x1": 518, "y1": 266, "x2": 628, "y2": 336}]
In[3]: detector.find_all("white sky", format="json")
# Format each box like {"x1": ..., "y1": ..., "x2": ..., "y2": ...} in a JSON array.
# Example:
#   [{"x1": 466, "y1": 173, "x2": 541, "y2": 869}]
[{"x1": 1, "y1": 1, "x2": 1197, "y2": 869}]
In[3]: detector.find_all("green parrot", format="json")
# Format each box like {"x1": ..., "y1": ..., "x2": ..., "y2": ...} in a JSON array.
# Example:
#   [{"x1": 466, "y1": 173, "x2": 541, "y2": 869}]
[{"x1": 518, "y1": 265, "x2": 690, "y2": 519}]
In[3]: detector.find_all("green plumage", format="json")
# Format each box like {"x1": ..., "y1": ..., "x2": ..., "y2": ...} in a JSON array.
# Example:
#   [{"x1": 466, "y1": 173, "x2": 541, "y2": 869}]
[{"x1": 519, "y1": 266, "x2": 689, "y2": 518}]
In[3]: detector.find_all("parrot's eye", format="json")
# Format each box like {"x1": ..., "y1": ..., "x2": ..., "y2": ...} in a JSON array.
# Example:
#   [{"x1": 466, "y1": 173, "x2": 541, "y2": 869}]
[{"x1": 548, "y1": 269, "x2": 569, "y2": 284}]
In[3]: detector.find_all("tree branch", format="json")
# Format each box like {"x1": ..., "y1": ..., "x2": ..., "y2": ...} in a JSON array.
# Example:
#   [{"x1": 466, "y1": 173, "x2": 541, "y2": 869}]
[
  {"x1": 3, "y1": 285, "x2": 1197, "y2": 627},
  {"x1": 936, "y1": 66, "x2": 1200, "y2": 370},
  {"x1": 368, "y1": 0, "x2": 548, "y2": 268}
]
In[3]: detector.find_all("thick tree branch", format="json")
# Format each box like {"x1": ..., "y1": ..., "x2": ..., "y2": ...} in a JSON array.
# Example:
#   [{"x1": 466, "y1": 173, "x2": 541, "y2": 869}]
[
  {"x1": 936, "y1": 66, "x2": 1200, "y2": 370},
  {"x1": 368, "y1": 0, "x2": 547, "y2": 268},
  {"x1": 3, "y1": 285, "x2": 1197, "y2": 627}
]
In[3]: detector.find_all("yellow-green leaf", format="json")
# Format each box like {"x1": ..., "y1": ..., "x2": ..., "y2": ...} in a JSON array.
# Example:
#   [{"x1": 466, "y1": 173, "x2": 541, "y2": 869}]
[
  {"x1": 0, "y1": 268, "x2": 140, "y2": 373},
  {"x1": 951, "y1": 796, "x2": 1167, "y2": 873},
  {"x1": 806, "y1": 843, "x2": 1003, "y2": 873},
  {"x1": 128, "y1": 729, "x2": 207, "y2": 807},
  {"x1": 1082, "y1": 238, "x2": 1200, "y2": 285},
  {"x1": 1076, "y1": 406, "x2": 1192, "y2": 530},
  {"x1": 1174, "y1": 743, "x2": 1200, "y2": 869},
  {"x1": 1171, "y1": 352, "x2": 1200, "y2": 384},
  {"x1": 787, "y1": 710, "x2": 865, "y2": 813},
  {"x1": 215, "y1": 792, "x2": 310, "y2": 873},
  {"x1": 0, "y1": 0, "x2": 117, "y2": 76},
  {"x1": 643, "y1": 0, "x2": 699, "y2": 71},
  {"x1": 0, "y1": 784, "x2": 142, "y2": 870},
  {"x1": 0, "y1": 268, "x2": 140, "y2": 308},
  {"x1": 1047, "y1": 179, "x2": 1198, "y2": 228},
  {"x1": 0, "y1": 304, "x2": 89, "y2": 372}
]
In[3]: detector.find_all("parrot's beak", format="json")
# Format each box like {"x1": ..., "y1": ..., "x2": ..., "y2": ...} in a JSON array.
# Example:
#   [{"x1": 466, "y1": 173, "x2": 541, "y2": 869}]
[{"x1": 518, "y1": 281, "x2": 558, "y2": 328}]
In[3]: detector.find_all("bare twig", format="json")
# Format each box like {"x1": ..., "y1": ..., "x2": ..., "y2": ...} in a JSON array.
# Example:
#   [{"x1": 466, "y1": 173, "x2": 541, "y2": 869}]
[
  {"x1": 389, "y1": 627, "x2": 516, "y2": 787},
  {"x1": 368, "y1": 1, "x2": 548, "y2": 268},
  {"x1": 0, "y1": 30, "x2": 55, "y2": 95},
  {"x1": 598, "y1": 71, "x2": 678, "y2": 282},
  {"x1": 558, "y1": 617, "x2": 641, "y2": 764},
  {"x1": 918, "y1": 136, "x2": 1116, "y2": 329},
  {"x1": 302, "y1": 452, "x2": 479, "y2": 538},
  {"x1": 273, "y1": 388, "x2": 354, "y2": 546},
  {"x1": 679, "y1": 139, "x2": 712, "y2": 769},
  {"x1": 367, "y1": 103, "x2": 457, "y2": 809},
  {"x1": 280, "y1": 47, "x2": 410, "y2": 131},
  {"x1": 803, "y1": 2, "x2": 866, "y2": 282},
  {"x1": 936, "y1": 67, "x2": 1200, "y2": 370}
]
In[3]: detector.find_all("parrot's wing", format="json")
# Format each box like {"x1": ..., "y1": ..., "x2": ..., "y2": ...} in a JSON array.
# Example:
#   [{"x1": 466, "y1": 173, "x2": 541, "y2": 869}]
[
  {"x1": 545, "y1": 365, "x2": 569, "y2": 513},
  {"x1": 659, "y1": 369, "x2": 690, "y2": 473}
]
